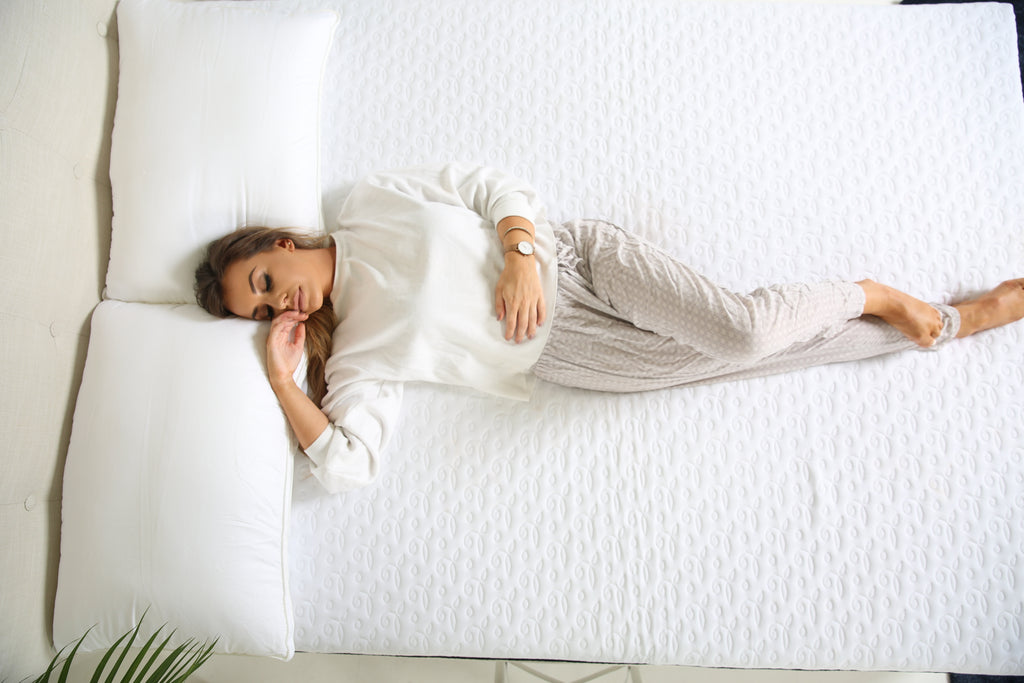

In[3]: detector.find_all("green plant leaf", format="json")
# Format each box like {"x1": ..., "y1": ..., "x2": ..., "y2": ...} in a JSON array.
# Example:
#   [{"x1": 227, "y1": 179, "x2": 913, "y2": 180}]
[
  {"x1": 145, "y1": 639, "x2": 190, "y2": 683},
  {"x1": 156, "y1": 642, "x2": 201, "y2": 683},
  {"x1": 168, "y1": 639, "x2": 218, "y2": 683},
  {"x1": 31, "y1": 610, "x2": 215, "y2": 683},
  {"x1": 55, "y1": 628, "x2": 90, "y2": 683},
  {"x1": 32, "y1": 649, "x2": 62, "y2": 683},
  {"x1": 96, "y1": 609, "x2": 151, "y2": 683},
  {"x1": 129, "y1": 628, "x2": 175, "y2": 683},
  {"x1": 120, "y1": 622, "x2": 165, "y2": 683},
  {"x1": 32, "y1": 642, "x2": 69, "y2": 682},
  {"x1": 33, "y1": 628, "x2": 93, "y2": 683},
  {"x1": 90, "y1": 619, "x2": 141, "y2": 683}
]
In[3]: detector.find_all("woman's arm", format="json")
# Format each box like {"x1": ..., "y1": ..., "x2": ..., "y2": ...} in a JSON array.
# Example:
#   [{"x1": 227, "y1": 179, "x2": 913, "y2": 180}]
[
  {"x1": 494, "y1": 215, "x2": 546, "y2": 344},
  {"x1": 355, "y1": 162, "x2": 551, "y2": 344},
  {"x1": 266, "y1": 310, "x2": 329, "y2": 448},
  {"x1": 267, "y1": 309, "x2": 400, "y2": 493}
]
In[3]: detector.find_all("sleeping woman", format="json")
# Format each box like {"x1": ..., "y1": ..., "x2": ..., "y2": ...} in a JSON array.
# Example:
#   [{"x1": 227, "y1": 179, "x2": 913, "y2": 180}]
[{"x1": 194, "y1": 162, "x2": 1024, "y2": 493}]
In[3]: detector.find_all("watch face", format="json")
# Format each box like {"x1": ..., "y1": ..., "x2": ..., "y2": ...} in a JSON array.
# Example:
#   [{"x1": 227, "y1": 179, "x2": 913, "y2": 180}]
[{"x1": 518, "y1": 241, "x2": 535, "y2": 255}]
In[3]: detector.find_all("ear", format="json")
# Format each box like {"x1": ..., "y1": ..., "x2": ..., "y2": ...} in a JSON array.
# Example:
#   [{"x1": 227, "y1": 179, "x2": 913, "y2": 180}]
[{"x1": 275, "y1": 238, "x2": 295, "y2": 251}]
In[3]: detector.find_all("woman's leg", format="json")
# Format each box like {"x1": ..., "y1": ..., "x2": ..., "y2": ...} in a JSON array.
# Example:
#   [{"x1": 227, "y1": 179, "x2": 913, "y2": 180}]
[
  {"x1": 714, "y1": 278, "x2": 1024, "y2": 386},
  {"x1": 534, "y1": 220, "x2": 1021, "y2": 393},
  {"x1": 950, "y1": 279, "x2": 1024, "y2": 338},
  {"x1": 557, "y1": 219, "x2": 880, "y2": 365}
]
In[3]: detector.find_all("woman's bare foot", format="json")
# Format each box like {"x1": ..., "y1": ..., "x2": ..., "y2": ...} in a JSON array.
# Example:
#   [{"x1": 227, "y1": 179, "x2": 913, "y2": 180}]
[
  {"x1": 953, "y1": 279, "x2": 1024, "y2": 338},
  {"x1": 857, "y1": 279, "x2": 944, "y2": 347}
]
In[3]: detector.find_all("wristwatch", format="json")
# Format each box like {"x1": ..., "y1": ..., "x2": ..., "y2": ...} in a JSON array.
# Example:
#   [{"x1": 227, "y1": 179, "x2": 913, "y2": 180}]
[{"x1": 505, "y1": 240, "x2": 535, "y2": 256}]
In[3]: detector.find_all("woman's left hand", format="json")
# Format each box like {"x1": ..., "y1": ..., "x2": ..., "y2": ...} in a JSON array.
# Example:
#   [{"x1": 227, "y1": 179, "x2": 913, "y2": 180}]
[{"x1": 495, "y1": 254, "x2": 546, "y2": 343}]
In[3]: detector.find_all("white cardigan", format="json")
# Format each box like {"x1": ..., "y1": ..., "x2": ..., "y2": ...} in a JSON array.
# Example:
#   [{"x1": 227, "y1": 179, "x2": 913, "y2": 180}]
[{"x1": 303, "y1": 163, "x2": 558, "y2": 493}]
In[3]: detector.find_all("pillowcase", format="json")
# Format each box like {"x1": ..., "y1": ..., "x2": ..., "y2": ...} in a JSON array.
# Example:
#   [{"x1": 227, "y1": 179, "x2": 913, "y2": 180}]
[
  {"x1": 105, "y1": 0, "x2": 338, "y2": 303},
  {"x1": 54, "y1": 301, "x2": 297, "y2": 658}
]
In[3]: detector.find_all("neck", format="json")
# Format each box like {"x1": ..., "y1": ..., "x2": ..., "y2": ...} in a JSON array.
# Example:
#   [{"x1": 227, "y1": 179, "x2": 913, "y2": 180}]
[
  {"x1": 316, "y1": 246, "x2": 337, "y2": 301},
  {"x1": 293, "y1": 244, "x2": 336, "y2": 304}
]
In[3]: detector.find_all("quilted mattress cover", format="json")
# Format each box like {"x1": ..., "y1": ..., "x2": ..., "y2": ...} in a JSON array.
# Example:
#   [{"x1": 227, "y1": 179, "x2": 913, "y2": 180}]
[{"x1": 289, "y1": 0, "x2": 1024, "y2": 673}]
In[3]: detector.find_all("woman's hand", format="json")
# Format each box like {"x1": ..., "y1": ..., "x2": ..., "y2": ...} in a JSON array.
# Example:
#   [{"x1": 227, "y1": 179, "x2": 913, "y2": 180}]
[
  {"x1": 266, "y1": 310, "x2": 308, "y2": 390},
  {"x1": 265, "y1": 309, "x2": 329, "y2": 449},
  {"x1": 495, "y1": 253, "x2": 546, "y2": 343}
]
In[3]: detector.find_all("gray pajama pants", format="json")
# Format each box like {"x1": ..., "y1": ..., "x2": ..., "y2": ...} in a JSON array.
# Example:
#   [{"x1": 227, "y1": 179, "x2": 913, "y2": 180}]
[{"x1": 531, "y1": 219, "x2": 961, "y2": 393}]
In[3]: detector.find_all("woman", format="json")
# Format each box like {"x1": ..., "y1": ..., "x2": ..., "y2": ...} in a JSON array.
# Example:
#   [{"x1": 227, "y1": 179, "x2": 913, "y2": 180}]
[{"x1": 195, "y1": 162, "x2": 1024, "y2": 493}]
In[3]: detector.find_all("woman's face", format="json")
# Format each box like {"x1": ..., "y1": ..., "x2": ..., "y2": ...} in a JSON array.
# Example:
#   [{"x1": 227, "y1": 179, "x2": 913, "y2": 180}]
[{"x1": 221, "y1": 239, "x2": 326, "y2": 320}]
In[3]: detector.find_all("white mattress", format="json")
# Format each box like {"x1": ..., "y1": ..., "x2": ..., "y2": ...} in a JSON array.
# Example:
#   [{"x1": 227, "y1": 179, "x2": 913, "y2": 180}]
[{"x1": 288, "y1": 0, "x2": 1024, "y2": 673}]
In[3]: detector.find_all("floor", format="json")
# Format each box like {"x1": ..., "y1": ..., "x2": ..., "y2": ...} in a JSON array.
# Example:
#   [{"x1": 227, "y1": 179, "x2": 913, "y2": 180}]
[
  {"x1": 60, "y1": 650, "x2": 954, "y2": 682},
  {"x1": 183, "y1": 654, "x2": 951, "y2": 683}
]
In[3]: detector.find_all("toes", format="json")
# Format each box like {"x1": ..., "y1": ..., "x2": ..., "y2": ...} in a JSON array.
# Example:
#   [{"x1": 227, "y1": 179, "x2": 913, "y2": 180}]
[{"x1": 920, "y1": 313, "x2": 942, "y2": 347}]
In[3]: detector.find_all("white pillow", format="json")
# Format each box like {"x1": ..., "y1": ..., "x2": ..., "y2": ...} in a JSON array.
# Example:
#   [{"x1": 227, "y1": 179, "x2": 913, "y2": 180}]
[
  {"x1": 54, "y1": 301, "x2": 297, "y2": 658},
  {"x1": 105, "y1": 0, "x2": 337, "y2": 303}
]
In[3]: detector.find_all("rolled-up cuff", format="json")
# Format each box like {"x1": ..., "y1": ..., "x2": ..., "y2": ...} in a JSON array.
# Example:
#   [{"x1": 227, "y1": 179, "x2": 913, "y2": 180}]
[
  {"x1": 843, "y1": 280, "x2": 868, "y2": 319},
  {"x1": 491, "y1": 193, "x2": 536, "y2": 226},
  {"x1": 302, "y1": 423, "x2": 333, "y2": 469},
  {"x1": 929, "y1": 303, "x2": 961, "y2": 350}
]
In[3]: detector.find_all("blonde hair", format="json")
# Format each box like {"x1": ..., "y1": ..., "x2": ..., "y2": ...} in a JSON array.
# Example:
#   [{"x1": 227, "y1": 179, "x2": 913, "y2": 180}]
[{"x1": 194, "y1": 227, "x2": 337, "y2": 404}]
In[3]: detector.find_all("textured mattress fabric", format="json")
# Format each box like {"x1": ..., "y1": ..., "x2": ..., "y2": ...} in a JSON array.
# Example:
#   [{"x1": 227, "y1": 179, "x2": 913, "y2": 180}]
[{"x1": 289, "y1": 0, "x2": 1024, "y2": 673}]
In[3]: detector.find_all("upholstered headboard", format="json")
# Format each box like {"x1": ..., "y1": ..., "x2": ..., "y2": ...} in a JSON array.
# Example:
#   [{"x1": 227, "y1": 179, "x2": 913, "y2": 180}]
[{"x1": 0, "y1": 0, "x2": 118, "y2": 679}]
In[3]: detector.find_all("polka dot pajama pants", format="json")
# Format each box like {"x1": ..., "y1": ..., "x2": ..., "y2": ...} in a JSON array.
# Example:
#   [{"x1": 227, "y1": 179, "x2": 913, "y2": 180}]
[{"x1": 531, "y1": 219, "x2": 961, "y2": 393}]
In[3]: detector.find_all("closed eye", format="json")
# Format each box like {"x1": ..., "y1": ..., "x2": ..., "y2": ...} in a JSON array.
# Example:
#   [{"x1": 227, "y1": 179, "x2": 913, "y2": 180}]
[
  {"x1": 260, "y1": 274, "x2": 275, "y2": 320},
  {"x1": 252, "y1": 304, "x2": 274, "y2": 322}
]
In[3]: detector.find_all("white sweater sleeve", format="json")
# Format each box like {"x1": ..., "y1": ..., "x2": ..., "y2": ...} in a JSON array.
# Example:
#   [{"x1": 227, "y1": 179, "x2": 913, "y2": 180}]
[
  {"x1": 302, "y1": 377, "x2": 403, "y2": 494},
  {"x1": 367, "y1": 161, "x2": 541, "y2": 228}
]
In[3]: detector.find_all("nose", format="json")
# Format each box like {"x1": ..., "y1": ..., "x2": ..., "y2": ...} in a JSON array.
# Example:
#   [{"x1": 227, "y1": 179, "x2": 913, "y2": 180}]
[{"x1": 260, "y1": 291, "x2": 289, "y2": 318}]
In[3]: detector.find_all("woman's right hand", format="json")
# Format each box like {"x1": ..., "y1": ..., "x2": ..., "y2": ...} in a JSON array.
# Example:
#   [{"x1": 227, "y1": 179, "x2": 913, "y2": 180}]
[
  {"x1": 266, "y1": 310, "x2": 308, "y2": 391},
  {"x1": 264, "y1": 309, "x2": 330, "y2": 449}
]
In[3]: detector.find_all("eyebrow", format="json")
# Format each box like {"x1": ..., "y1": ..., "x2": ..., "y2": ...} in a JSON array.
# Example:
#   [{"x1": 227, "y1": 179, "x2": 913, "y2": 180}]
[{"x1": 248, "y1": 267, "x2": 259, "y2": 320}]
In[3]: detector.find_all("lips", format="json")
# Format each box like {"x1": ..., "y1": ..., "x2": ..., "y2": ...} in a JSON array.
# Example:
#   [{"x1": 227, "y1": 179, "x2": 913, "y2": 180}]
[{"x1": 295, "y1": 287, "x2": 305, "y2": 314}]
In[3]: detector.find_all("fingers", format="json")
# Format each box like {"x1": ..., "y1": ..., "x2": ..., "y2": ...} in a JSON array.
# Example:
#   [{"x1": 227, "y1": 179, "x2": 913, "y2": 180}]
[
  {"x1": 291, "y1": 317, "x2": 306, "y2": 347},
  {"x1": 495, "y1": 292, "x2": 506, "y2": 323},
  {"x1": 500, "y1": 293, "x2": 546, "y2": 344},
  {"x1": 268, "y1": 310, "x2": 307, "y2": 349},
  {"x1": 504, "y1": 308, "x2": 528, "y2": 343},
  {"x1": 266, "y1": 311, "x2": 307, "y2": 385},
  {"x1": 495, "y1": 261, "x2": 546, "y2": 344},
  {"x1": 276, "y1": 309, "x2": 309, "y2": 324}
]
